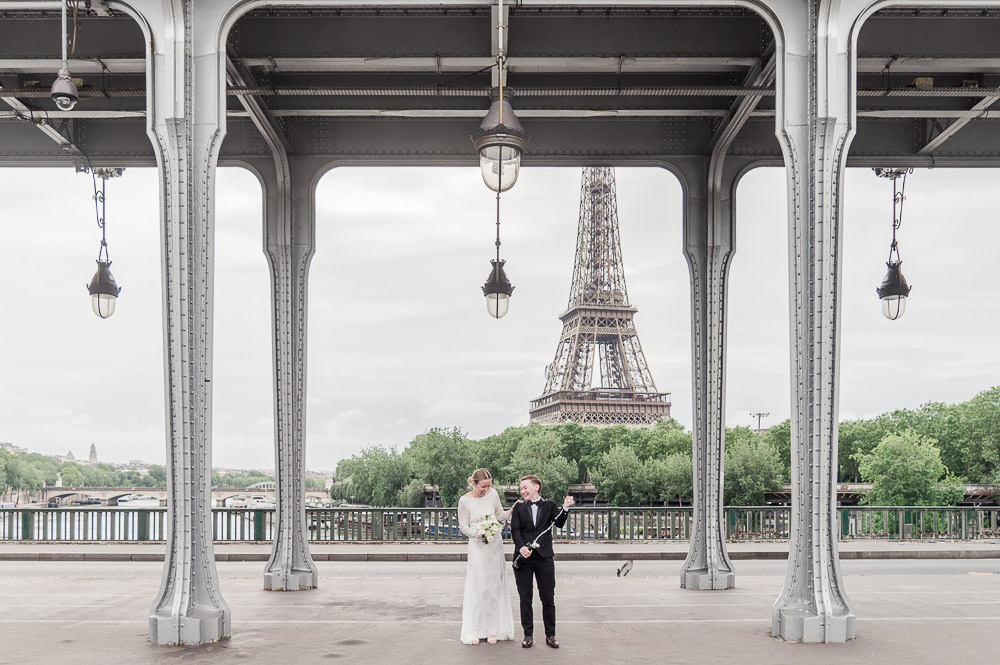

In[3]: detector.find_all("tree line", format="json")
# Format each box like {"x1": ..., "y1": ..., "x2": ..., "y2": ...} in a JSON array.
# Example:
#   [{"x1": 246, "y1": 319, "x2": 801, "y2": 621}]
[
  {"x1": 331, "y1": 386, "x2": 999, "y2": 508},
  {"x1": 0, "y1": 449, "x2": 325, "y2": 503}
]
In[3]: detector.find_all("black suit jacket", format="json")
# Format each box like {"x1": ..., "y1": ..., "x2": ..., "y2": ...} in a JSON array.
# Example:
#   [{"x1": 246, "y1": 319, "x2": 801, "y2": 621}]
[{"x1": 511, "y1": 499, "x2": 568, "y2": 559}]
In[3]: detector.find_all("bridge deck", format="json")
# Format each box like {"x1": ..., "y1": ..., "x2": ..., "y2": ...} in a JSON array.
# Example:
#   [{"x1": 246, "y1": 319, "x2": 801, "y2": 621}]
[{"x1": 1, "y1": 556, "x2": 997, "y2": 664}]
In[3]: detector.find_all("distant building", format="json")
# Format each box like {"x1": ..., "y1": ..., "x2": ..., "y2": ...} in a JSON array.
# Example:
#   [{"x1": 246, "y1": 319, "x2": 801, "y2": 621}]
[
  {"x1": 0, "y1": 442, "x2": 27, "y2": 455},
  {"x1": 89, "y1": 444, "x2": 98, "y2": 465},
  {"x1": 115, "y1": 460, "x2": 151, "y2": 476}
]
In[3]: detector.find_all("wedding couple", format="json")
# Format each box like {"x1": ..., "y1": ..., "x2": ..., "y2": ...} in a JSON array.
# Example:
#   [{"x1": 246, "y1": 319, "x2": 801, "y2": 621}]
[{"x1": 457, "y1": 468, "x2": 575, "y2": 648}]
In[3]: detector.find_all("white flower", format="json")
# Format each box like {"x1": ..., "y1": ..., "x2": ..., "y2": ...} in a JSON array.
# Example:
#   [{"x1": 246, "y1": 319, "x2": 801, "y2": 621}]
[{"x1": 476, "y1": 514, "x2": 502, "y2": 543}]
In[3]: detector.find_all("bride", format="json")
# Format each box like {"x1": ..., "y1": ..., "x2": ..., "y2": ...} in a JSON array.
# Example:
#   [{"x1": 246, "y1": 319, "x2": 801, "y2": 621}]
[{"x1": 458, "y1": 468, "x2": 516, "y2": 645}]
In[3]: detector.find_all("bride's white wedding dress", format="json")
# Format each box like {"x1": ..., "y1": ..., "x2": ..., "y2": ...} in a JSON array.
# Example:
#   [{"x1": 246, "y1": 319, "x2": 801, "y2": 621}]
[{"x1": 458, "y1": 488, "x2": 515, "y2": 644}]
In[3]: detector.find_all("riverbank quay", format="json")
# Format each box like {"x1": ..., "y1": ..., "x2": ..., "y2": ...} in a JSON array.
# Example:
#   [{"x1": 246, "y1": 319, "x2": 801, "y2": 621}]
[{"x1": 2, "y1": 539, "x2": 998, "y2": 562}]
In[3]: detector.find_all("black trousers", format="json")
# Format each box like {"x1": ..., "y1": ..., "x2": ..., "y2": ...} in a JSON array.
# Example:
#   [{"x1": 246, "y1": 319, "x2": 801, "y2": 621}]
[{"x1": 514, "y1": 554, "x2": 556, "y2": 637}]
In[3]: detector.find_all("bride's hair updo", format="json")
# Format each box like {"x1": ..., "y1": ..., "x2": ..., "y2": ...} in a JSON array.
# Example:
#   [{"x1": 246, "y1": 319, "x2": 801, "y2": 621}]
[{"x1": 468, "y1": 468, "x2": 492, "y2": 488}]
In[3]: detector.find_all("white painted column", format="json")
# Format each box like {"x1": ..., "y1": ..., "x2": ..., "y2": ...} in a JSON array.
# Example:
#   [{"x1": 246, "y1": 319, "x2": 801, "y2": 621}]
[
  {"x1": 678, "y1": 156, "x2": 738, "y2": 590},
  {"x1": 140, "y1": 0, "x2": 231, "y2": 645},
  {"x1": 256, "y1": 155, "x2": 324, "y2": 591},
  {"x1": 768, "y1": 0, "x2": 863, "y2": 642}
]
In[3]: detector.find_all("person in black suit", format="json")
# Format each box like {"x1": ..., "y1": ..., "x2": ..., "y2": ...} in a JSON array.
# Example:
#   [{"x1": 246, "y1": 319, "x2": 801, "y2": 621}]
[{"x1": 510, "y1": 474, "x2": 575, "y2": 649}]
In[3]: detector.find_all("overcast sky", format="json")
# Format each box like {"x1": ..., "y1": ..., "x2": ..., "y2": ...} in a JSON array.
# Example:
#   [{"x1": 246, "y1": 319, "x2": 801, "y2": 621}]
[{"x1": 1, "y1": 165, "x2": 997, "y2": 472}]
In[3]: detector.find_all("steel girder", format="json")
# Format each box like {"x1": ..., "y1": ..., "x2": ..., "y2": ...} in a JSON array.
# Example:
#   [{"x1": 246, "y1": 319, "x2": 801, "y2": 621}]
[
  {"x1": 253, "y1": 152, "x2": 323, "y2": 593},
  {"x1": 140, "y1": 0, "x2": 231, "y2": 646}
]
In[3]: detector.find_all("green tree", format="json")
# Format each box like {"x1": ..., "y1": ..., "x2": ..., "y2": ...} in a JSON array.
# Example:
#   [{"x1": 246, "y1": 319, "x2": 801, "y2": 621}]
[
  {"x1": 591, "y1": 444, "x2": 641, "y2": 506},
  {"x1": 0, "y1": 448, "x2": 10, "y2": 499},
  {"x1": 329, "y1": 476, "x2": 354, "y2": 502},
  {"x1": 58, "y1": 462, "x2": 89, "y2": 487},
  {"x1": 5, "y1": 456, "x2": 43, "y2": 501},
  {"x1": 636, "y1": 419, "x2": 692, "y2": 461},
  {"x1": 758, "y1": 419, "x2": 791, "y2": 481},
  {"x1": 856, "y1": 430, "x2": 964, "y2": 506},
  {"x1": 661, "y1": 452, "x2": 694, "y2": 505},
  {"x1": 552, "y1": 421, "x2": 589, "y2": 478},
  {"x1": 724, "y1": 436, "x2": 783, "y2": 506},
  {"x1": 349, "y1": 446, "x2": 412, "y2": 506},
  {"x1": 633, "y1": 458, "x2": 668, "y2": 505},
  {"x1": 507, "y1": 429, "x2": 576, "y2": 501},
  {"x1": 146, "y1": 464, "x2": 167, "y2": 486},
  {"x1": 579, "y1": 425, "x2": 637, "y2": 481},
  {"x1": 537, "y1": 456, "x2": 577, "y2": 505},
  {"x1": 405, "y1": 427, "x2": 474, "y2": 507},
  {"x1": 956, "y1": 387, "x2": 1000, "y2": 483},
  {"x1": 470, "y1": 426, "x2": 524, "y2": 485},
  {"x1": 398, "y1": 478, "x2": 426, "y2": 507}
]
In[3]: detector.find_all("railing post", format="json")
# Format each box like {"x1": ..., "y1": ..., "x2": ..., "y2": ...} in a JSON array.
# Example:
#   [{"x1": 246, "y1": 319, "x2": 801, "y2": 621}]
[
  {"x1": 138, "y1": 510, "x2": 149, "y2": 542},
  {"x1": 373, "y1": 509, "x2": 384, "y2": 541},
  {"x1": 20, "y1": 510, "x2": 32, "y2": 541},
  {"x1": 254, "y1": 511, "x2": 267, "y2": 542}
]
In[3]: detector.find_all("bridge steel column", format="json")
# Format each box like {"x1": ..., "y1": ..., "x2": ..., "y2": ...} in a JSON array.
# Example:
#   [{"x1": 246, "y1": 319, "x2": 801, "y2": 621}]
[
  {"x1": 767, "y1": 0, "x2": 864, "y2": 642},
  {"x1": 252, "y1": 154, "x2": 326, "y2": 591},
  {"x1": 677, "y1": 156, "x2": 741, "y2": 591},
  {"x1": 139, "y1": 0, "x2": 231, "y2": 645}
]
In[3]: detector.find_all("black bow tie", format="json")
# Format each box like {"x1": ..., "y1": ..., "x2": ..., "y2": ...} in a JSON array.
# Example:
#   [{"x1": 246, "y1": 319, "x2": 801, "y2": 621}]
[{"x1": 530, "y1": 500, "x2": 542, "y2": 506}]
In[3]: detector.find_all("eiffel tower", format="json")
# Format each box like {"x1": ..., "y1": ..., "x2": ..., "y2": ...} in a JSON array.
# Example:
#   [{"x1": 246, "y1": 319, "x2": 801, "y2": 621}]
[{"x1": 529, "y1": 167, "x2": 671, "y2": 427}]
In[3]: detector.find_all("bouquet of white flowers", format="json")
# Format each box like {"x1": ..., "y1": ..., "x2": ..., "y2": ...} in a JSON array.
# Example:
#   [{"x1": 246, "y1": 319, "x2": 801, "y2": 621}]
[{"x1": 476, "y1": 514, "x2": 503, "y2": 544}]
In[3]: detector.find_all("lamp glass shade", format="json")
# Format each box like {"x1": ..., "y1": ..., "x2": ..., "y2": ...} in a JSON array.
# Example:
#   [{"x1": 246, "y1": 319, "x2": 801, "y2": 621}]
[
  {"x1": 486, "y1": 293, "x2": 510, "y2": 319},
  {"x1": 87, "y1": 260, "x2": 121, "y2": 319},
  {"x1": 92, "y1": 293, "x2": 117, "y2": 319},
  {"x1": 876, "y1": 260, "x2": 911, "y2": 321},
  {"x1": 880, "y1": 295, "x2": 906, "y2": 321},
  {"x1": 482, "y1": 259, "x2": 514, "y2": 319},
  {"x1": 479, "y1": 146, "x2": 521, "y2": 193}
]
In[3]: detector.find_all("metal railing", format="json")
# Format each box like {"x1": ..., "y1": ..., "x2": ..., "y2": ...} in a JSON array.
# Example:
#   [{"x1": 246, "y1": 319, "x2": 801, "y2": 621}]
[{"x1": 1, "y1": 506, "x2": 998, "y2": 543}]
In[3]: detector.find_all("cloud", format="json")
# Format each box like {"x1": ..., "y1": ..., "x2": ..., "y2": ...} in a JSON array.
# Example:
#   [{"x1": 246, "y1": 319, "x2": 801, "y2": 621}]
[
  {"x1": 420, "y1": 381, "x2": 512, "y2": 420},
  {"x1": 26, "y1": 406, "x2": 76, "y2": 419}
]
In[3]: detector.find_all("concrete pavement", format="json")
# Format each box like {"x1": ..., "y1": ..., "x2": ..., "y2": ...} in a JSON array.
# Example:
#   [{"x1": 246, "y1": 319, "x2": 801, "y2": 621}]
[{"x1": 1, "y1": 559, "x2": 998, "y2": 664}]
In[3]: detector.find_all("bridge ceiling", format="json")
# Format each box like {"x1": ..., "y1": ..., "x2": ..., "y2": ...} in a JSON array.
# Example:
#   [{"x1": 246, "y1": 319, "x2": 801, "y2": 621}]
[{"x1": 1, "y1": 5, "x2": 999, "y2": 167}]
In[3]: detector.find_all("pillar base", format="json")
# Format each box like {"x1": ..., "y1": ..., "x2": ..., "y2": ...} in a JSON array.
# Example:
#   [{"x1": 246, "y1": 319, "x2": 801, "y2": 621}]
[
  {"x1": 264, "y1": 568, "x2": 318, "y2": 591},
  {"x1": 682, "y1": 568, "x2": 735, "y2": 590},
  {"x1": 149, "y1": 606, "x2": 230, "y2": 646},
  {"x1": 772, "y1": 607, "x2": 855, "y2": 643}
]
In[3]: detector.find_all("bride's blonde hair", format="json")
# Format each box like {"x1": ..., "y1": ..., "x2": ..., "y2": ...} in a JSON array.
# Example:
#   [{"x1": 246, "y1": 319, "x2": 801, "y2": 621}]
[{"x1": 468, "y1": 468, "x2": 492, "y2": 488}]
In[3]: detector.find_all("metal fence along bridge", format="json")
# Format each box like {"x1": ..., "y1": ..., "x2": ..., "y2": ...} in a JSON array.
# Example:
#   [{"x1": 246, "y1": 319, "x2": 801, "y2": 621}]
[{"x1": 4, "y1": 506, "x2": 999, "y2": 544}]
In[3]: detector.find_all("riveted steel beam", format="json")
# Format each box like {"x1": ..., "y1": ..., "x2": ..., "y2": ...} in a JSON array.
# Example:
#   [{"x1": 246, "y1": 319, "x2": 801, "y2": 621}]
[
  {"x1": 770, "y1": 0, "x2": 855, "y2": 644},
  {"x1": 145, "y1": 0, "x2": 230, "y2": 646},
  {"x1": 679, "y1": 49, "x2": 776, "y2": 592},
  {"x1": 919, "y1": 93, "x2": 1000, "y2": 153}
]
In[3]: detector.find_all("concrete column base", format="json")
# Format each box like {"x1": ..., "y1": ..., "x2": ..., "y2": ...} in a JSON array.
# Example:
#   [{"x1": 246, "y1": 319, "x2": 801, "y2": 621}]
[
  {"x1": 683, "y1": 568, "x2": 735, "y2": 590},
  {"x1": 772, "y1": 607, "x2": 856, "y2": 643}
]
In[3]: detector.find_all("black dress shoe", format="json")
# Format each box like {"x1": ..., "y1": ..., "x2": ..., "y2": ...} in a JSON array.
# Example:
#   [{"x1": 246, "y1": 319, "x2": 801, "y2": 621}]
[
  {"x1": 522, "y1": 636, "x2": 533, "y2": 648},
  {"x1": 545, "y1": 636, "x2": 559, "y2": 648}
]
